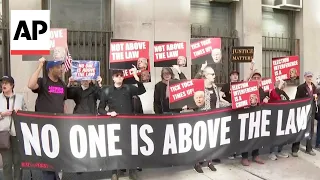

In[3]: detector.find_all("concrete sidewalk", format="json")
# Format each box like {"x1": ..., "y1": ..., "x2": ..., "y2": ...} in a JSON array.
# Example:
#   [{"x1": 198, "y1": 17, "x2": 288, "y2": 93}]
[{"x1": 106, "y1": 146, "x2": 320, "y2": 180}]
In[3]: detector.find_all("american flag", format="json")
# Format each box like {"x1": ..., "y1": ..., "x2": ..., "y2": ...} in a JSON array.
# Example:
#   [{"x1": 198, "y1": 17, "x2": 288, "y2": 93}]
[{"x1": 64, "y1": 50, "x2": 73, "y2": 72}]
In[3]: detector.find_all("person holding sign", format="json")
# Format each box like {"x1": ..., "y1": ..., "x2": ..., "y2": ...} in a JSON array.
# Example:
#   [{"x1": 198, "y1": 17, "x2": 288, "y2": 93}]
[
  {"x1": 292, "y1": 71, "x2": 317, "y2": 157},
  {"x1": 67, "y1": 76, "x2": 102, "y2": 115},
  {"x1": 153, "y1": 65, "x2": 186, "y2": 114},
  {"x1": 241, "y1": 71, "x2": 268, "y2": 166},
  {"x1": 98, "y1": 65, "x2": 146, "y2": 180},
  {"x1": 268, "y1": 80, "x2": 290, "y2": 160}
]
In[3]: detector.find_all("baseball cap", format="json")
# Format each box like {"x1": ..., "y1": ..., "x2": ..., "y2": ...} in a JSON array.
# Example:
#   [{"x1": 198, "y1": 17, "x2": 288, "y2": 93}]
[
  {"x1": 112, "y1": 69, "x2": 124, "y2": 76},
  {"x1": 0, "y1": 76, "x2": 14, "y2": 84},
  {"x1": 46, "y1": 61, "x2": 64, "y2": 70},
  {"x1": 304, "y1": 71, "x2": 313, "y2": 77},
  {"x1": 230, "y1": 70, "x2": 239, "y2": 76},
  {"x1": 252, "y1": 72, "x2": 262, "y2": 77}
]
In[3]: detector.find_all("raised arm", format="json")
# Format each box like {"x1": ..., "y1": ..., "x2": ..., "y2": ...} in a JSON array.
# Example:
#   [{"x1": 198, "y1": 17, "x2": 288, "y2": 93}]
[{"x1": 28, "y1": 57, "x2": 45, "y2": 90}]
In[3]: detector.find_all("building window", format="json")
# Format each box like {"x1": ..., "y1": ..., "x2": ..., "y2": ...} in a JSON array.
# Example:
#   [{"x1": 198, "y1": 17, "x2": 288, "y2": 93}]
[{"x1": 43, "y1": 0, "x2": 113, "y2": 84}]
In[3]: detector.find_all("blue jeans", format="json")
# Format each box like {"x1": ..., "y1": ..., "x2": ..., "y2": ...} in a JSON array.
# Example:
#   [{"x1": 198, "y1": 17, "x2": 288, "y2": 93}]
[{"x1": 316, "y1": 120, "x2": 320, "y2": 147}]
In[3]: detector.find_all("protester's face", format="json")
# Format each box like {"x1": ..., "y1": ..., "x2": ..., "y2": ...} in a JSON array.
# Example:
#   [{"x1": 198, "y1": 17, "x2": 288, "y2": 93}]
[
  {"x1": 211, "y1": 49, "x2": 222, "y2": 63},
  {"x1": 230, "y1": 73, "x2": 239, "y2": 82},
  {"x1": 113, "y1": 73, "x2": 124, "y2": 84},
  {"x1": 250, "y1": 95, "x2": 257, "y2": 106},
  {"x1": 305, "y1": 75, "x2": 313, "y2": 83},
  {"x1": 252, "y1": 74, "x2": 262, "y2": 84},
  {"x1": 162, "y1": 70, "x2": 172, "y2": 81},
  {"x1": 177, "y1": 56, "x2": 186, "y2": 67},
  {"x1": 137, "y1": 58, "x2": 147, "y2": 70},
  {"x1": 51, "y1": 65, "x2": 63, "y2": 78},
  {"x1": 81, "y1": 80, "x2": 90, "y2": 88},
  {"x1": 1, "y1": 81, "x2": 13, "y2": 93},
  {"x1": 53, "y1": 47, "x2": 66, "y2": 61},
  {"x1": 194, "y1": 93, "x2": 205, "y2": 107},
  {"x1": 141, "y1": 71, "x2": 150, "y2": 82},
  {"x1": 205, "y1": 68, "x2": 215, "y2": 83}
]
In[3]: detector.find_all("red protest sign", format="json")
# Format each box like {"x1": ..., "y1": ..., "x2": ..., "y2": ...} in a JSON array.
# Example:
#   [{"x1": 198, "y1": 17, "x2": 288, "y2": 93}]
[
  {"x1": 261, "y1": 78, "x2": 274, "y2": 93},
  {"x1": 231, "y1": 81, "x2": 260, "y2": 109},
  {"x1": 190, "y1": 38, "x2": 221, "y2": 65},
  {"x1": 121, "y1": 69, "x2": 151, "y2": 84},
  {"x1": 272, "y1": 55, "x2": 299, "y2": 81},
  {"x1": 169, "y1": 79, "x2": 205, "y2": 109},
  {"x1": 154, "y1": 41, "x2": 187, "y2": 67},
  {"x1": 109, "y1": 39, "x2": 150, "y2": 70}
]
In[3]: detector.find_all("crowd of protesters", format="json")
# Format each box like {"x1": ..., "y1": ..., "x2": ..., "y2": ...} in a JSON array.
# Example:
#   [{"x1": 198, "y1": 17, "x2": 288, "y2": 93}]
[{"x1": 0, "y1": 57, "x2": 320, "y2": 180}]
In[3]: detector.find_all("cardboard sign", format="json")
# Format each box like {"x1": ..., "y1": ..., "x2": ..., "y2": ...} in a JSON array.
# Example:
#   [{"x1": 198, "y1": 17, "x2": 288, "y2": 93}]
[
  {"x1": 169, "y1": 79, "x2": 205, "y2": 109},
  {"x1": 272, "y1": 55, "x2": 300, "y2": 81},
  {"x1": 231, "y1": 46, "x2": 254, "y2": 62},
  {"x1": 231, "y1": 81, "x2": 260, "y2": 109},
  {"x1": 261, "y1": 78, "x2": 274, "y2": 93},
  {"x1": 71, "y1": 60, "x2": 100, "y2": 81},
  {"x1": 154, "y1": 41, "x2": 187, "y2": 67},
  {"x1": 190, "y1": 38, "x2": 221, "y2": 65},
  {"x1": 22, "y1": 28, "x2": 68, "y2": 61}
]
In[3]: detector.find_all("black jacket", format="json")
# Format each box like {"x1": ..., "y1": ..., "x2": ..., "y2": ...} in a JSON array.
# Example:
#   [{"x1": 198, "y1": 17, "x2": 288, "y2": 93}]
[
  {"x1": 153, "y1": 72, "x2": 187, "y2": 114},
  {"x1": 98, "y1": 82, "x2": 146, "y2": 115},
  {"x1": 295, "y1": 82, "x2": 316, "y2": 99},
  {"x1": 67, "y1": 84, "x2": 101, "y2": 114},
  {"x1": 133, "y1": 96, "x2": 144, "y2": 114}
]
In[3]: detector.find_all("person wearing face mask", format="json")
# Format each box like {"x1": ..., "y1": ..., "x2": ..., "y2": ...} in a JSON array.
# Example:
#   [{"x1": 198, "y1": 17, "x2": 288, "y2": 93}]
[
  {"x1": 153, "y1": 65, "x2": 186, "y2": 114},
  {"x1": 292, "y1": 71, "x2": 317, "y2": 157},
  {"x1": 66, "y1": 76, "x2": 102, "y2": 115},
  {"x1": 268, "y1": 80, "x2": 290, "y2": 160}
]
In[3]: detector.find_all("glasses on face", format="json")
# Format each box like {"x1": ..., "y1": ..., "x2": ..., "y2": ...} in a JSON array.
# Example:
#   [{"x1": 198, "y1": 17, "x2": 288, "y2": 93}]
[{"x1": 114, "y1": 74, "x2": 123, "y2": 77}]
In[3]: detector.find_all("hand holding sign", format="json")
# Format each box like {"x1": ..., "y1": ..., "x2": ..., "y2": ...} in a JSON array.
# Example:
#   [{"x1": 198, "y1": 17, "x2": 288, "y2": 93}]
[
  {"x1": 107, "y1": 111, "x2": 117, "y2": 117},
  {"x1": 39, "y1": 57, "x2": 46, "y2": 68},
  {"x1": 201, "y1": 61, "x2": 208, "y2": 71},
  {"x1": 97, "y1": 76, "x2": 102, "y2": 87}
]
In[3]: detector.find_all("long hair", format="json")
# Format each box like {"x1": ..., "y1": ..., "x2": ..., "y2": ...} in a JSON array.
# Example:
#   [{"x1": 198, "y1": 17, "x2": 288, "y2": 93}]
[{"x1": 161, "y1": 67, "x2": 175, "y2": 80}]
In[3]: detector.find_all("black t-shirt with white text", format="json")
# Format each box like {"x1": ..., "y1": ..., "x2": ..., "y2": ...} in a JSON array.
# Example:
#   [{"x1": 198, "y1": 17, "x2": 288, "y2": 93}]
[{"x1": 32, "y1": 77, "x2": 67, "y2": 113}]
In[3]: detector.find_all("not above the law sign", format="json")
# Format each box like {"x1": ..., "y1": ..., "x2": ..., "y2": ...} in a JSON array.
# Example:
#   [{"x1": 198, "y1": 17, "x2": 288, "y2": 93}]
[{"x1": 10, "y1": 10, "x2": 51, "y2": 55}]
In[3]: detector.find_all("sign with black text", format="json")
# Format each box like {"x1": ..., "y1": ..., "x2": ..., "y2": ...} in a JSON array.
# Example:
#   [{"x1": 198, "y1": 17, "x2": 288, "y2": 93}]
[
  {"x1": 169, "y1": 79, "x2": 205, "y2": 109},
  {"x1": 14, "y1": 99, "x2": 312, "y2": 172},
  {"x1": 10, "y1": 10, "x2": 51, "y2": 55},
  {"x1": 231, "y1": 46, "x2": 254, "y2": 62},
  {"x1": 272, "y1": 56, "x2": 300, "y2": 81},
  {"x1": 231, "y1": 81, "x2": 260, "y2": 109},
  {"x1": 154, "y1": 41, "x2": 187, "y2": 67}
]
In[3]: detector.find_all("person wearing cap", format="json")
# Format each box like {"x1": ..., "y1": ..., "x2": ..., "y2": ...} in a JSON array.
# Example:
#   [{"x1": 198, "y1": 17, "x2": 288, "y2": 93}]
[
  {"x1": 240, "y1": 70, "x2": 268, "y2": 166},
  {"x1": 220, "y1": 70, "x2": 239, "y2": 105},
  {"x1": 292, "y1": 71, "x2": 317, "y2": 157},
  {"x1": 28, "y1": 57, "x2": 66, "y2": 180},
  {"x1": 98, "y1": 65, "x2": 146, "y2": 180},
  {"x1": 0, "y1": 76, "x2": 27, "y2": 180}
]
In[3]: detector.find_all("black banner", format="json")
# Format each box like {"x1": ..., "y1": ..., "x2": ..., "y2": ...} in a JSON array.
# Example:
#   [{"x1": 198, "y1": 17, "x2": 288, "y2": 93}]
[{"x1": 14, "y1": 98, "x2": 312, "y2": 172}]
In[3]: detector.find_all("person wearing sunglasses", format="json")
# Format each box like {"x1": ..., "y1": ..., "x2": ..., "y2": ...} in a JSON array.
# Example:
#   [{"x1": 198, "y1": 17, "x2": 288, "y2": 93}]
[{"x1": 98, "y1": 66, "x2": 146, "y2": 180}]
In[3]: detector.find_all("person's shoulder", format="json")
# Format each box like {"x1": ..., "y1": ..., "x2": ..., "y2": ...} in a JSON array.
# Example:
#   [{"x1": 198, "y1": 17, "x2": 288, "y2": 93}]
[{"x1": 155, "y1": 81, "x2": 164, "y2": 87}]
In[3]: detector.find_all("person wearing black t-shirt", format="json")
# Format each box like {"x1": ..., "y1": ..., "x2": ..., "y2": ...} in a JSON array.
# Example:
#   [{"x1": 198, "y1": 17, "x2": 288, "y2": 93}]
[
  {"x1": 28, "y1": 57, "x2": 66, "y2": 180},
  {"x1": 98, "y1": 66, "x2": 146, "y2": 180},
  {"x1": 220, "y1": 70, "x2": 239, "y2": 104}
]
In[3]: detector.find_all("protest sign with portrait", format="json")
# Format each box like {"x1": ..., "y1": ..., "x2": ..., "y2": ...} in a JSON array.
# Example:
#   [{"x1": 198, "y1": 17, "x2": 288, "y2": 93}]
[
  {"x1": 169, "y1": 79, "x2": 205, "y2": 109},
  {"x1": 122, "y1": 69, "x2": 151, "y2": 84},
  {"x1": 261, "y1": 78, "x2": 274, "y2": 93},
  {"x1": 272, "y1": 55, "x2": 300, "y2": 81},
  {"x1": 231, "y1": 81, "x2": 260, "y2": 109},
  {"x1": 71, "y1": 60, "x2": 100, "y2": 81},
  {"x1": 22, "y1": 28, "x2": 68, "y2": 61},
  {"x1": 190, "y1": 38, "x2": 221, "y2": 65},
  {"x1": 154, "y1": 41, "x2": 187, "y2": 67}
]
